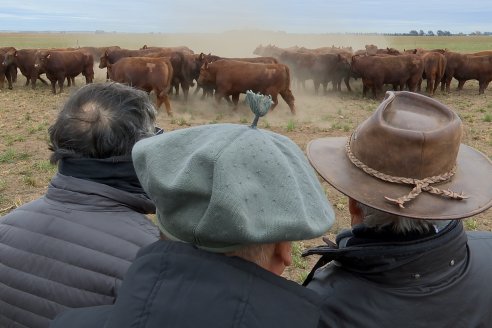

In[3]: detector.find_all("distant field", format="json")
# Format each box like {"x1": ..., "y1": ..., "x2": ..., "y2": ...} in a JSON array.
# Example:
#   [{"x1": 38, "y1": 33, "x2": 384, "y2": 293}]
[{"x1": 1, "y1": 32, "x2": 492, "y2": 56}]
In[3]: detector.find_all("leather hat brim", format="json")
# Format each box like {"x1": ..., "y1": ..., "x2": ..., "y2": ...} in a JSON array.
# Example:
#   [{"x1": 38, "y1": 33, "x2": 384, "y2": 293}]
[{"x1": 307, "y1": 137, "x2": 492, "y2": 220}]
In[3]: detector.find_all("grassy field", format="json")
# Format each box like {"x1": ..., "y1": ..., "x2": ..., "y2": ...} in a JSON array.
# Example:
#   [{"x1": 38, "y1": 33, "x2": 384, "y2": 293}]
[{"x1": 0, "y1": 33, "x2": 491, "y2": 282}]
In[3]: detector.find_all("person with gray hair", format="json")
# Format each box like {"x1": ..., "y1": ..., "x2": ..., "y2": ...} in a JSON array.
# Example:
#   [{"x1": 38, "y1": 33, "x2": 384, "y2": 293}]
[
  {"x1": 0, "y1": 82, "x2": 160, "y2": 328},
  {"x1": 303, "y1": 91, "x2": 492, "y2": 328},
  {"x1": 50, "y1": 113, "x2": 336, "y2": 327}
]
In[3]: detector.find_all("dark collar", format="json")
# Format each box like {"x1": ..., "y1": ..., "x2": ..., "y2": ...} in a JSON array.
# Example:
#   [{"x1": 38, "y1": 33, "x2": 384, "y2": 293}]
[{"x1": 303, "y1": 220, "x2": 468, "y2": 286}]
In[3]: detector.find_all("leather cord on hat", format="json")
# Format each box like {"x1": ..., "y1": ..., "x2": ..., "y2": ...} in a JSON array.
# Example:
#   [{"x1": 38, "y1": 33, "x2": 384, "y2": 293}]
[{"x1": 345, "y1": 136, "x2": 468, "y2": 208}]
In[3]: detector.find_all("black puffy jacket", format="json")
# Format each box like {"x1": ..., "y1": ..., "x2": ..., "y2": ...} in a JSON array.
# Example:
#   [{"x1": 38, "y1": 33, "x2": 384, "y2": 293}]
[
  {"x1": 0, "y1": 173, "x2": 159, "y2": 328},
  {"x1": 51, "y1": 240, "x2": 323, "y2": 328}
]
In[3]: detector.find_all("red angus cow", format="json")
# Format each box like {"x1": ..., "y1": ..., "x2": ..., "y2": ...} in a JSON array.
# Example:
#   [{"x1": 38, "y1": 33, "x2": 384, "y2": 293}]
[
  {"x1": 107, "y1": 57, "x2": 174, "y2": 116},
  {"x1": 0, "y1": 47, "x2": 18, "y2": 89},
  {"x1": 195, "y1": 54, "x2": 280, "y2": 99},
  {"x1": 100, "y1": 48, "x2": 190, "y2": 100},
  {"x1": 278, "y1": 51, "x2": 351, "y2": 94},
  {"x1": 140, "y1": 45, "x2": 194, "y2": 55},
  {"x1": 2, "y1": 49, "x2": 49, "y2": 88},
  {"x1": 351, "y1": 54, "x2": 424, "y2": 98},
  {"x1": 34, "y1": 50, "x2": 94, "y2": 94},
  {"x1": 198, "y1": 59, "x2": 296, "y2": 114},
  {"x1": 420, "y1": 52, "x2": 447, "y2": 96},
  {"x1": 253, "y1": 44, "x2": 300, "y2": 57},
  {"x1": 443, "y1": 52, "x2": 492, "y2": 94}
]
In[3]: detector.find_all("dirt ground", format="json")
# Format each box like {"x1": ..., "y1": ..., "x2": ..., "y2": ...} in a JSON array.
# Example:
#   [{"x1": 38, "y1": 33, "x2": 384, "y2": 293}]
[{"x1": 0, "y1": 62, "x2": 491, "y2": 282}]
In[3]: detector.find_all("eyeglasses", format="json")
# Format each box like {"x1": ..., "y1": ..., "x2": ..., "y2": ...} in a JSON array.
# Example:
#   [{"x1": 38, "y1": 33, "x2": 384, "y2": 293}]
[{"x1": 154, "y1": 127, "x2": 164, "y2": 135}]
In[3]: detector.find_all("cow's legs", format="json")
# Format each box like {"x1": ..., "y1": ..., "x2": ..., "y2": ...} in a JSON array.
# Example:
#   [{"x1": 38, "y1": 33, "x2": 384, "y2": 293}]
[
  {"x1": 344, "y1": 76, "x2": 352, "y2": 92},
  {"x1": 231, "y1": 93, "x2": 240, "y2": 109},
  {"x1": 457, "y1": 80, "x2": 466, "y2": 91},
  {"x1": 50, "y1": 80, "x2": 57, "y2": 94},
  {"x1": 56, "y1": 76, "x2": 64, "y2": 94},
  {"x1": 279, "y1": 89, "x2": 296, "y2": 115},
  {"x1": 157, "y1": 91, "x2": 173, "y2": 117}
]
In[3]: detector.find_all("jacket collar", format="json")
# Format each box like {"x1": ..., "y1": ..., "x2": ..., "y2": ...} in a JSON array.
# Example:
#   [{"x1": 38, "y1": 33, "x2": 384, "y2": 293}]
[
  {"x1": 46, "y1": 173, "x2": 156, "y2": 214},
  {"x1": 304, "y1": 220, "x2": 468, "y2": 286}
]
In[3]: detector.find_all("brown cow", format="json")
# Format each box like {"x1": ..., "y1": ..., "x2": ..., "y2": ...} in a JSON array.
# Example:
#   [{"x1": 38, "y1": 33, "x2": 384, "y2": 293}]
[
  {"x1": 107, "y1": 57, "x2": 174, "y2": 116},
  {"x1": 100, "y1": 48, "x2": 190, "y2": 100},
  {"x1": 278, "y1": 51, "x2": 351, "y2": 94},
  {"x1": 419, "y1": 52, "x2": 447, "y2": 96},
  {"x1": 34, "y1": 50, "x2": 94, "y2": 94},
  {"x1": 140, "y1": 45, "x2": 194, "y2": 55},
  {"x1": 351, "y1": 54, "x2": 424, "y2": 98},
  {"x1": 442, "y1": 52, "x2": 492, "y2": 94},
  {"x1": 196, "y1": 54, "x2": 280, "y2": 98},
  {"x1": 197, "y1": 59, "x2": 296, "y2": 114},
  {"x1": 0, "y1": 47, "x2": 18, "y2": 89},
  {"x1": 253, "y1": 44, "x2": 300, "y2": 58},
  {"x1": 2, "y1": 49, "x2": 49, "y2": 88}
]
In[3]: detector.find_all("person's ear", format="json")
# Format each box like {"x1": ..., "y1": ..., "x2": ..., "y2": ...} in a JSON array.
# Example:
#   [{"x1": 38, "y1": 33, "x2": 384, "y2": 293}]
[
  {"x1": 348, "y1": 197, "x2": 364, "y2": 225},
  {"x1": 270, "y1": 241, "x2": 292, "y2": 275}
]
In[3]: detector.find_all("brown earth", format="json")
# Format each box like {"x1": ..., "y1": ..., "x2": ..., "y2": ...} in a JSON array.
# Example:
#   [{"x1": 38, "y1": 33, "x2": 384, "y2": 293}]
[{"x1": 0, "y1": 63, "x2": 491, "y2": 282}]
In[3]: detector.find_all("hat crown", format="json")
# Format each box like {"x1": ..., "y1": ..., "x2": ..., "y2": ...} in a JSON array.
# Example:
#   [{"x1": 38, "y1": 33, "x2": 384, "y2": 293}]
[
  {"x1": 132, "y1": 124, "x2": 335, "y2": 252},
  {"x1": 351, "y1": 91, "x2": 462, "y2": 179}
]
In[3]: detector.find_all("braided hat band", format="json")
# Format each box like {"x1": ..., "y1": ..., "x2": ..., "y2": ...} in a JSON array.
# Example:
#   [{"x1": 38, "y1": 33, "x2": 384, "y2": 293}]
[{"x1": 345, "y1": 135, "x2": 468, "y2": 209}]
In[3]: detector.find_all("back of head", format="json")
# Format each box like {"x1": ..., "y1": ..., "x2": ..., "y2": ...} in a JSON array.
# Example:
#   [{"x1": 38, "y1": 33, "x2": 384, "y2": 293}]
[
  {"x1": 49, "y1": 82, "x2": 157, "y2": 163},
  {"x1": 356, "y1": 201, "x2": 449, "y2": 235}
]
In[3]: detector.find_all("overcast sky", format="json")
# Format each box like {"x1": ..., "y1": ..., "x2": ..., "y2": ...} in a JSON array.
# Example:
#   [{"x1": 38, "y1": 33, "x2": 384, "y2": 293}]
[{"x1": 1, "y1": 1, "x2": 491, "y2": 34}]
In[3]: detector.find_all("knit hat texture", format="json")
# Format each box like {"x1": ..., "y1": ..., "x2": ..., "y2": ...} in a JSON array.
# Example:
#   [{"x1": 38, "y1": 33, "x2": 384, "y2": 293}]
[{"x1": 132, "y1": 123, "x2": 335, "y2": 252}]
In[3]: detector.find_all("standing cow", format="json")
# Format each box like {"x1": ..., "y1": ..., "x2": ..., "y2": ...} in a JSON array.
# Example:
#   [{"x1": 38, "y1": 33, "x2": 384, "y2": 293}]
[
  {"x1": 0, "y1": 47, "x2": 18, "y2": 90},
  {"x1": 2, "y1": 49, "x2": 49, "y2": 88},
  {"x1": 107, "y1": 57, "x2": 174, "y2": 116},
  {"x1": 197, "y1": 59, "x2": 296, "y2": 114},
  {"x1": 420, "y1": 52, "x2": 447, "y2": 96},
  {"x1": 351, "y1": 54, "x2": 424, "y2": 98},
  {"x1": 34, "y1": 50, "x2": 94, "y2": 94},
  {"x1": 441, "y1": 51, "x2": 492, "y2": 94},
  {"x1": 100, "y1": 48, "x2": 190, "y2": 101}
]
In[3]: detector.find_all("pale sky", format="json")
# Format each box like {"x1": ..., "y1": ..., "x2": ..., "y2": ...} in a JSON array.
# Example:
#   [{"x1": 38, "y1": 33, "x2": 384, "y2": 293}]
[{"x1": 1, "y1": 0, "x2": 491, "y2": 34}]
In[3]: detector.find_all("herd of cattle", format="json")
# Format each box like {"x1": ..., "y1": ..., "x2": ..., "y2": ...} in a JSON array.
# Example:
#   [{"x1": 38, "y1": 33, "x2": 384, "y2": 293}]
[{"x1": 1, "y1": 43, "x2": 491, "y2": 116}]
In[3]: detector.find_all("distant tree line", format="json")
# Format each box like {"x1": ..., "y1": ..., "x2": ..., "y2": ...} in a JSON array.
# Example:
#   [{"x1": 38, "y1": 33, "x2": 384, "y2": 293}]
[{"x1": 395, "y1": 30, "x2": 492, "y2": 36}]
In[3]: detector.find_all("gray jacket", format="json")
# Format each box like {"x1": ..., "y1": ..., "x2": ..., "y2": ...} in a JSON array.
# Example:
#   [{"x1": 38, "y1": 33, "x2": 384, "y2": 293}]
[
  {"x1": 305, "y1": 221, "x2": 492, "y2": 328},
  {"x1": 0, "y1": 173, "x2": 159, "y2": 328}
]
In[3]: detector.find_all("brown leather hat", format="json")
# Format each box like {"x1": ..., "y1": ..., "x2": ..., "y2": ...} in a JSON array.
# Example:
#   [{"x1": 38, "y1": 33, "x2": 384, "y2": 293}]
[{"x1": 307, "y1": 91, "x2": 492, "y2": 219}]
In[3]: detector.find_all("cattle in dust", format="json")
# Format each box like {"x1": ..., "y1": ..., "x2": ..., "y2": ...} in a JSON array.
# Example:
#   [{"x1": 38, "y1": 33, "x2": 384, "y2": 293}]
[
  {"x1": 100, "y1": 48, "x2": 191, "y2": 101},
  {"x1": 34, "y1": 50, "x2": 94, "y2": 94},
  {"x1": 140, "y1": 45, "x2": 195, "y2": 55},
  {"x1": 197, "y1": 59, "x2": 296, "y2": 114},
  {"x1": 108, "y1": 56, "x2": 174, "y2": 116},
  {"x1": 351, "y1": 54, "x2": 424, "y2": 98}
]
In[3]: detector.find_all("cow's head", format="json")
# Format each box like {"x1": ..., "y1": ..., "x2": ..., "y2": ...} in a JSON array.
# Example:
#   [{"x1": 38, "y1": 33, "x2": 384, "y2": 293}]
[
  {"x1": 1, "y1": 50, "x2": 15, "y2": 67},
  {"x1": 197, "y1": 62, "x2": 214, "y2": 86},
  {"x1": 99, "y1": 54, "x2": 107, "y2": 68},
  {"x1": 34, "y1": 51, "x2": 49, "y2": 69}
]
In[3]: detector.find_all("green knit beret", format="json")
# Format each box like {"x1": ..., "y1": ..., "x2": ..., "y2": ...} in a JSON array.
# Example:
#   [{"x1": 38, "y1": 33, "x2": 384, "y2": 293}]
[{"x1": 132, "y1": 123, "x2": 335, "y2": 253}]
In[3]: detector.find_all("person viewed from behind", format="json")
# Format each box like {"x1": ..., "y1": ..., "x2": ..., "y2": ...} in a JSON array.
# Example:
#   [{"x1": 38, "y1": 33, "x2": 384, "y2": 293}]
[
  {"x1": 0, "y1": 82, "x2": 160, "y2": 328},
  {"x1": 50, "y1": 95, "x2": 336, "y2": 328},
  {"x1": 303, "y1": 91, "x2": 492, "y2": 328}
]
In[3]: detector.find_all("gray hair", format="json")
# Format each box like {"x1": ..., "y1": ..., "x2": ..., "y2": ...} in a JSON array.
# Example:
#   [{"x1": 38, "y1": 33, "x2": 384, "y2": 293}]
[
  {"x1": 49, "y1": 82, "x2": 157, "y2": 163},
  {"x1": 357, "y1": 202, "x2": 450, "y2": 234}
]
